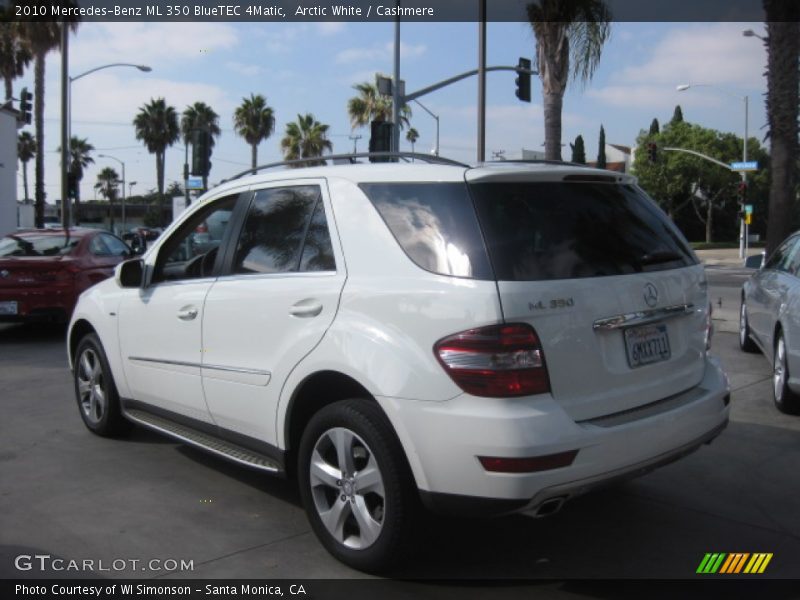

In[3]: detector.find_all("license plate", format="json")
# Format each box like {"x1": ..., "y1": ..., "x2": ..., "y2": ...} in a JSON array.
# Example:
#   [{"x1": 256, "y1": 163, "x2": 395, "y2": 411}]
[
  {"x1": 0, "y1": 301, "x2": 18, "y2": 315},
  {"x1": 624, "y1": 324, "x2": 671, "y2": 368}
]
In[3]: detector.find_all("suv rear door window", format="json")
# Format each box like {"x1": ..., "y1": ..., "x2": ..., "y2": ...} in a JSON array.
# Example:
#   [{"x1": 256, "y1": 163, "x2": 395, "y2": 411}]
[
  {"x1": 360, "y1": 182, "x2": 493, "y2": 279},
  {"x1": 469, "y1": 182, "x2": 697, "y2": 282}
]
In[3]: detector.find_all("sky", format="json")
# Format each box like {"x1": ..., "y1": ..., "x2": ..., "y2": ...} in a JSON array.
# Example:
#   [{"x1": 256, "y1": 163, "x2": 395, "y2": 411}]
[{"x1": 12, "y1": 19, "x2": 769, "y2": 205}]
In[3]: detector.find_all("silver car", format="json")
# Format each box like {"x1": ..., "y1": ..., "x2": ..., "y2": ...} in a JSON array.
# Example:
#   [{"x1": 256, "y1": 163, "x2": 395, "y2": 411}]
[{"x1": 740, "y1": 232, "x2": 800, "y2": 414}]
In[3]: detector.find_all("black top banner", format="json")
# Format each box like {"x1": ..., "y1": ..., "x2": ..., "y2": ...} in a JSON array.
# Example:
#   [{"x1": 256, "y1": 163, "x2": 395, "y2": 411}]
[{"x1": 1, "y1": 0, "x2": 772, "y2": 23}]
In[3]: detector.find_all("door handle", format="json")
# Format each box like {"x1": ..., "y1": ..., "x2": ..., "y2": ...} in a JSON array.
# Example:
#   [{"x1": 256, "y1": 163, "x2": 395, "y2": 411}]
[
  {"x1": 289, "y1": 299, "x2": 323, "y2": 318},
  {"x1": 177, "y1": 305, "x2": 199, "y2": 321}
]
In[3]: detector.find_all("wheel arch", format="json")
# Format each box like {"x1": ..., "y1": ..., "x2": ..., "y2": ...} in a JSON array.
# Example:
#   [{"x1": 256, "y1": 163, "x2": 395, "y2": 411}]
[{"x1": 69, "y1": 319, "x2": 97, "y2": 369}]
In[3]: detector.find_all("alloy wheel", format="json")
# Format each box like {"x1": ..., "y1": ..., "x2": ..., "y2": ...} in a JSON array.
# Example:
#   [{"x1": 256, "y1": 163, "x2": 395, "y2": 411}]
[{"x1": 77, "y1": 348, "x2": 106, "y2": 425}]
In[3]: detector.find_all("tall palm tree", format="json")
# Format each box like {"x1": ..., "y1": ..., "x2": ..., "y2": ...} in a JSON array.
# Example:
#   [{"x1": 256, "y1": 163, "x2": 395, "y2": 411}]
[
  {"x1": 57, "y1": 136, "x2": 95, "y2": 225},
  {"x1": 133, "y1": 98, "x2": 179, "y2": 226},
  {"x1": 181, "y1": 101, "x2": 220, "y2": 188},
  {"x1": 763, "y1": 3, "x2": 799, "y2": 256},
  {"x1": 0, "y1": 22, "x2": 31, "y2": 101},
  {"x1": 406, "y1": 128, "x2": 419, "y2": 153},
  {"x1": 16, "y1": 15, "x2": 80, "y2": 227},
  {"x1": 527, "y1": 0, "x2": 611, "y2": 160},
  {"x1": 233, "y1": 94, "x2": 275, "y2": 171},
  {"x1": 347, "y1": 80, "x2": 411, "y2": 130},
  {"x1": 17, "y1": 131, "x2": 36, "y2": 202},
  {"x1": 280, "y1": 113, "x2": 333, "y2": 167},
  {"x1": 94, "y1": 167, "x2": 121, "y2": 232}
]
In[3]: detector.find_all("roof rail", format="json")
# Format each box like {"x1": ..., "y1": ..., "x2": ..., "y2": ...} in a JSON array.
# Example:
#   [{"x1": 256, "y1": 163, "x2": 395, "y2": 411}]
[{"x1": 224, "y1": 152, "x2": 469, "y2": 182}]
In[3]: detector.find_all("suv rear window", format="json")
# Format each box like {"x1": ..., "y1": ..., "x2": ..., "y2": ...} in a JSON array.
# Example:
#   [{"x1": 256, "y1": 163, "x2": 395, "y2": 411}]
[
  {"x1": 470, "y1": 182, "x2": 697, "y2": 281},
  {"x1": 360, "y1": 182, "x2": 493, "y2": 280}
]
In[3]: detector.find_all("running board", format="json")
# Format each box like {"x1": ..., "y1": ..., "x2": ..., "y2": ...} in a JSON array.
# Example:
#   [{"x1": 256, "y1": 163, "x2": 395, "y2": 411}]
[{"x1": 124, "y1": 408, "x2": 283, "y2": 474}]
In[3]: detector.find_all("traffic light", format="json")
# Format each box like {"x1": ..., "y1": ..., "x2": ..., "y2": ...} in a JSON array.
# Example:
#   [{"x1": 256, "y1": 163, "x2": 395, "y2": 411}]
[
  {"x1": 737, "y1": 181, "x2": 748, "y2": 202},
  {"x1": 647, "y1": 142, "x2": 658, "y2": 163},
  {"x1": 369, "y1": 121, "x2": 393, "y2": 162},
  {"x1": 191, "y1": 130, "x2": 211, "y2": 177},
  {"x1": 19, "y1": 87, "x2": 32, "y2": 125},
  {"x1": 515, "y1": 57, "x2": 531, "y2": 103}
]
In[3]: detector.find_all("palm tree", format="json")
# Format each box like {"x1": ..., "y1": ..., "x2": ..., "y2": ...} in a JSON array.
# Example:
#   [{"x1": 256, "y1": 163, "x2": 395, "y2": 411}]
[
  {"x1": 347, "y1": 80, "x2": 411, "y2": 130},
  {"x1": 233, "y1": 94, "x2": 275, "y2": 171},
  {"x1": 0, "y1": 23, "x2": 31, "y2": 101},
  {"x1": 57, "y1": 136, "x2": 95, "y2": 225},
  {"x1": 280, "y1": 114, "x2": 333, "y2": 167},
  {"x1": 181, "y1": 102, "x2": 220, "y2": 188},
  {"x1": 133, "y1": 98, "x2": 179, "y2": 226},
  {"x1": 95, "y1": 167, "x2": 121, "y2": 232},
  {"x1": 16, "y1": 15, "x2": 80, "y2": 227},
  {"x1": 763, "y1": 3, "x2": 799, "y2": 256},
  {"x1": 17, "y1": 131, "x2": 36, "y2": 202},
  {"x1": 527, "y1": 0, "x2": 611, "y2": 160},
  {"x1": 406, "y1": 128, "x2": 419, "y2": 153}
]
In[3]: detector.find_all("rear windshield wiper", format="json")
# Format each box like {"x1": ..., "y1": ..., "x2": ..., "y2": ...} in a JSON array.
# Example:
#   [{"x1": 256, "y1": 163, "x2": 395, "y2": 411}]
[{"x1": 639, "y1": 250, "x2": 684, "y2": 265}]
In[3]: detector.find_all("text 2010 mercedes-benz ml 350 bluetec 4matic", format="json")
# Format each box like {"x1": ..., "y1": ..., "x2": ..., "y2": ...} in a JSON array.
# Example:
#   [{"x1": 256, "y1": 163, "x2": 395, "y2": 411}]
[{"x1": 68, "y1": 157, "x2": 730, "y2": 572}]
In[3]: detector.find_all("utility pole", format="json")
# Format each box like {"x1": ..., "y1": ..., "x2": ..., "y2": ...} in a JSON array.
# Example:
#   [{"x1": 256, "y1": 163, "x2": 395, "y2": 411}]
[
  {"x1": 477, "y1": 0, "x2": 487, "y2": 163},
  {"x1": 60, "y1": 28, "x2": 70, "y2": 229},
  {"x1": 392, "y1": 5, "x2": 401, "y2": 154},
  {"x1": 348, "y1": 134, "x2": 362, "y2": 154}
]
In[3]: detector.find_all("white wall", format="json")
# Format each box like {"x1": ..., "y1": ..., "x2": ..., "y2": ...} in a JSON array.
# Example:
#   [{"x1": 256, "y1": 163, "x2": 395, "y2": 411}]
[{"x1": 0, "y1": 109, "x2": 18, "y2": 236}]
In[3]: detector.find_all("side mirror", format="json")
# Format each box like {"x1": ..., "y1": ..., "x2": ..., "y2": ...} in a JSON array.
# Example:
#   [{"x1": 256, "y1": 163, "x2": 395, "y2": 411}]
[
  {"x1": 116, "y1": 258, "x2": 145, "y2": 288},
  {"x1": 744, "y1": 253, "x2": 764, "y2": 269},
  {"x1": 129, "y1": 233, "x2": 147, "y2": 256}
]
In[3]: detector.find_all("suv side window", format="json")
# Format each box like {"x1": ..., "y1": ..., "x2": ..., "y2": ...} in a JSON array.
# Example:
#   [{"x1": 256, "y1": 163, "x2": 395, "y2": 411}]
[
  {"x1": 233, "y1": 185, "x2": 335, "y2": 274},
  {"x1": 152, "y1": 195, "x2": 238, "y2": 283}
]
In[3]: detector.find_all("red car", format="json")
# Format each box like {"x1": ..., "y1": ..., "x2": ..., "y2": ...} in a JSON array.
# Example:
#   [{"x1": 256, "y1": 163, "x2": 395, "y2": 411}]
[{"x1": 0, "y1": 228, "x2": 135, "y2": 323}]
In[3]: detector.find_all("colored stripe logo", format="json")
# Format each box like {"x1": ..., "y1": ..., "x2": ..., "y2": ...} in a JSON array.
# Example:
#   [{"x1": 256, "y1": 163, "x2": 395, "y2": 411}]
[{"x1": 696, "y1": 552, "x2": 773, "y2": 574}]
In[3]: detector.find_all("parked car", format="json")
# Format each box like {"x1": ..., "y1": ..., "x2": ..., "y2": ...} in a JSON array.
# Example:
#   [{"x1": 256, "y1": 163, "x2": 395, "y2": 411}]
[
  {"x1": 740, "y1": 231, "x2": 800, "y2": 414},
  {"x1": 0, "y1": 228, "x2": 136, "y2": 323},
  {"x1": 67, "y1": 158, "x2": 730, "y2": 571}
]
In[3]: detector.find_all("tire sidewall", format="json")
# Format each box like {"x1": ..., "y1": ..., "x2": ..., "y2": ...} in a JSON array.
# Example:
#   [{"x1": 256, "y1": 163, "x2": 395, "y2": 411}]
[{"x1": 297, "y1": 399, "x2": 413, "y2": 573}]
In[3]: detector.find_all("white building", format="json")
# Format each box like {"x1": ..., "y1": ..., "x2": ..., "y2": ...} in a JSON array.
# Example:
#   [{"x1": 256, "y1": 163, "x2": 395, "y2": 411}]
[{"x1": 0, "y1": 106, "x2": 19, "y2": 236}]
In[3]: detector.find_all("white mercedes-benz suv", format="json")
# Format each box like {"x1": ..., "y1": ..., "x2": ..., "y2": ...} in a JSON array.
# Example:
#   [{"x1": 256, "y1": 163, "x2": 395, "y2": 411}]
[{"x1": 68, "y1": 156, "x2": 729, "y2": 571}]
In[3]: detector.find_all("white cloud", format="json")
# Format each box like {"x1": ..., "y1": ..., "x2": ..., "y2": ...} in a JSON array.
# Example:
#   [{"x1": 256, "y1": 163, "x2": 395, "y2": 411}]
[
  {"x1": 225, "y1": 61, "x2": 264, "y2": 78},
  {"x1": 69, "y1": 23, "x2": 239, "y2": 69},
  {"x1": 316, "y1": 22, "x2": 346, "y2": 36},
  {"x1": 336, "y1": 42, "x2": 427, "y2": 64}
]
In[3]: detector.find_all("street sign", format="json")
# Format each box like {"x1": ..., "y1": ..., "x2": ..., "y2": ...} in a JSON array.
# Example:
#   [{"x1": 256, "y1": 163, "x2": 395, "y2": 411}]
[
  {"x1": 730, "y1": 161, "x2": 758, "y2": 171},
  {"x1": 186, "y1": 177, "x2": 203, "y2": 190},
  {"x1": 745, "y1": 214, "x2": 752, "y2": 225},
  {"x1": 745, "y1": 204, "x2": 753, "y2": 215}
]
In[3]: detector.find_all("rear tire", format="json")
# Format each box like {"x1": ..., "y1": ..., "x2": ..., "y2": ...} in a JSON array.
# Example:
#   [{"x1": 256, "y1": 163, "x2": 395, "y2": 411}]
[
  {"x1": 297, "y1": 398, "x2": 417, "y2": 573},
  {"x1": 739, "y1": 301, "x2": 758, "y2": 353},
  {"x1": 773, "y1": 332, "x2": 800, "y2": 415},
  {"x1": 74, "y1": 333, "x2": 131, "y2": 437}
]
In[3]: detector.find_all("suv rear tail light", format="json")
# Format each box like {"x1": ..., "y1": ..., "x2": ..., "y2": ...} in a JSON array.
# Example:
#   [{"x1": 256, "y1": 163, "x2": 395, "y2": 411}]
[{"x1": 434, "y1": 323, "x2": 550, "y2": 397}]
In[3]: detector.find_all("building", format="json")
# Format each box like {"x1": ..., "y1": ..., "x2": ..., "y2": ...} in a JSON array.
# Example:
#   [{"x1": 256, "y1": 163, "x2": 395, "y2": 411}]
[{"x1": 0, "y1": 105, "x2": 18, "y2": 236}]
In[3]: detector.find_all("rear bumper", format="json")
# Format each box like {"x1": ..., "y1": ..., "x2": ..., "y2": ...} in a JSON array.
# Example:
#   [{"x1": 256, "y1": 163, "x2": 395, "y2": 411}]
[
  {"x1": 379, "y1": 356, "x2": 730, "y2": 515},
  {"x1": 0, "y1": 287, "x2": 75, "y2": 322}
]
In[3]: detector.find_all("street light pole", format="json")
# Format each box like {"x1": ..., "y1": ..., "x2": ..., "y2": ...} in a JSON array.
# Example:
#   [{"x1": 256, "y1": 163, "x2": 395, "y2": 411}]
[
  {"x1": 413, "y1": 99, "x2": 440, "y2": 156},
  {"x1": 66, "y1": 63, "x2": 151, "y2": 228},
  {"x1": 98, "y1": 154, "x2": 125, "y2": 234},
  {"x1": 676, "y1": 83, "x2": 750, "y2": 258}
]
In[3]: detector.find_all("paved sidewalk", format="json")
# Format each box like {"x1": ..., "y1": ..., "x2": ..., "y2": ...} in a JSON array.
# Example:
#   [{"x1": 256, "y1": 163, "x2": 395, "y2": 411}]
[{"x1": 694, "y1": 247, "x2": 751, "y2": 267}]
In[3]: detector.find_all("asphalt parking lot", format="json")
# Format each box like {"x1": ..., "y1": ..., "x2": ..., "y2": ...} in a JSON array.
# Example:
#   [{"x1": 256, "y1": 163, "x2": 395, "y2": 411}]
[{"x1": 1, "y1": 266, "x2": 799, "y2": 589}]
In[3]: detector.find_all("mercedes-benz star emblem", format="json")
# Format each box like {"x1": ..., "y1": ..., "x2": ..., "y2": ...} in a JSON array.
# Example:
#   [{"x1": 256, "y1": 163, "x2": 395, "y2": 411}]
[{"x1": 643, "y1": 283, "x2": 659, "y2": 308}]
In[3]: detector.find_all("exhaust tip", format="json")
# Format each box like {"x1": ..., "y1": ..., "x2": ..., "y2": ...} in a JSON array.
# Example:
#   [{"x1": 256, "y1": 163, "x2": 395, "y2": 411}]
[{"x1": 533, "y1": 496, "x2": 567, "y2": 518}]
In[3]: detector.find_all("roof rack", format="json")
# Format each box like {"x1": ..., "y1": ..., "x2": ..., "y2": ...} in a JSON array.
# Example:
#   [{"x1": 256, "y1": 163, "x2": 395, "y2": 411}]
[{"x1": 224, "y1": 152, "x2": 468, "y2": 182}]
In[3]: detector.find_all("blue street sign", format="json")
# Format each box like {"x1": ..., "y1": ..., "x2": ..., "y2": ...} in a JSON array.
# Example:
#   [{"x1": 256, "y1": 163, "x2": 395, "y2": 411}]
[
  {"x1": 730, "y1": 161, "x2": 758, "y2": 171},
  {"x1": 745, "y1": 204, "x2": 753, "y2": 215},
  {"x1": 186, "y1": 177, "x2": 204, "y2": 190}
]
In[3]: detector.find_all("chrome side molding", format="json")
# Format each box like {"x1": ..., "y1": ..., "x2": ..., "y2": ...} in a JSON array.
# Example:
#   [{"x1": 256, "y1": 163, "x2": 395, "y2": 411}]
[{"x1": 593, "y1": 304, "x2": 695, "y2": 331}]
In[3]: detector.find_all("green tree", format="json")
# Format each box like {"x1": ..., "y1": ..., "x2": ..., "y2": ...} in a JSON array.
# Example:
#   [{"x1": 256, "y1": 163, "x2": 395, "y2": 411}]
[
  {"x1": 133, "y1": 97, "x2": 179, "y2": 226},
  {"x1": 406, "y1": 127, "x2": 419, "y2": 153},
  {"x1": 16, "y1": 13, "x2": 80, "y2": 227},
  {"x1": 0, "y1": 22, "x2": 31, "y2": 101},
  {"x1": 233, "y1": 93, "x2": 275, "y2": 171},
  {"x1": 347, "y1": 79, "x2": 411, "y2": 129},
  {"x1": 570, "y1": 134, "x2": 586, "y2": 163},
  {"x1": 181, "y1": 101, "x2": 220, "y2": 189},
  {"x1": 649, "y1": 118, "x2": 660, "y2": 135},
  {"x1": 94, "y1": 166, "x2": 120, "y2": 231},
  {"x1": 17, "y1": 131, "x2": 36, "y2": 202},
  {"x1": 596, "y1": 125, "x2": 606, "y2": 168},
  {"x1": 671, "y1": 105, "x2": 684, "y2": 124},
  {"x1": 57, "y1": 136, "x2": 94, "y2": 225},
  {"x1": 527, "y1": 0, "x2": 611, "y2": 160},
  {"x1": 763, "y1": 3, "x2": 799, "y2": 255},
  {"x1": 280, "y1": 113, "x2": 333, "y2": 167}
]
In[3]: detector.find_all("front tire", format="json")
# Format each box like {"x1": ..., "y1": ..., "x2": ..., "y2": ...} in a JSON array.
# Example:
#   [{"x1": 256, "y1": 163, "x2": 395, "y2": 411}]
[
  {"x1": 739, "y1": 301, "x2": 758, "y2": 353},
  {"x1": 74, "y1": 333, "x2": 131, "y2": 436},
  {"x1": 773, "y1": 332, "x2": 800, "y2": 415},
  {"x1": 297, "y1": 399, "x2": 417, "y2": 573}
]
